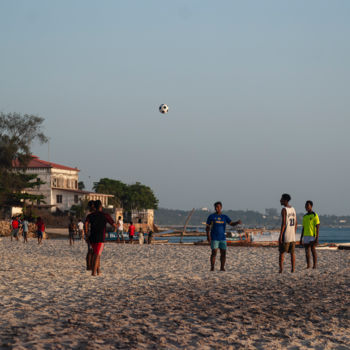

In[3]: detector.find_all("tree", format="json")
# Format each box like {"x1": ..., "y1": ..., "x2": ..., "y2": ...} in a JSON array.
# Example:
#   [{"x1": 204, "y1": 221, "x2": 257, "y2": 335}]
[
  {"x1": 93, "y1": 178, "x2": 158, "y2": 210},
  {"x1": 0, "y1": 113, "x2": 48, "y2": 213},
  {"x1": 124, "y1": 182, "x2": 158, "y2": 210},
  {"x1": 93, "y1": 178, "x2": 127, "y2": 207},
  {"x1": 78, "y1": 181, "x2": 85, "y2": 190}
]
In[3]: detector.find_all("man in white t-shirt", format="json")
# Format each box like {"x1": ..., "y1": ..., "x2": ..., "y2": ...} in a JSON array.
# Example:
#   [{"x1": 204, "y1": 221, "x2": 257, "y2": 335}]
[
  {"x1": 116, "y1": 216, "x2": 124, "y2": 242},
  {"x1": 279, "y1": 193, "x2": 297, "y2": 273}
]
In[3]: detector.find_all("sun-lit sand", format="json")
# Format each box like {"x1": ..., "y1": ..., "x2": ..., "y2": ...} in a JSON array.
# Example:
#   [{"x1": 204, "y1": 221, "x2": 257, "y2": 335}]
[{"x1": 0, "y1": 238, "x2": 349, "y2": 349}]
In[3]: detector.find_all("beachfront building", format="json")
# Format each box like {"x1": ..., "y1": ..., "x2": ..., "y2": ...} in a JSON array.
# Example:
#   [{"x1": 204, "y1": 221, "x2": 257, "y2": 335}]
[{"x1": 13, "y1": 155, "x2": 113, "y2": 212}]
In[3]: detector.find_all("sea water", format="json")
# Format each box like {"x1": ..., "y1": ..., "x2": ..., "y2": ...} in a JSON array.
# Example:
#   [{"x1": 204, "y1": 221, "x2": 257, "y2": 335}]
[{"x1": 158, "y1": 227, "x2": 350, "y2": 244}]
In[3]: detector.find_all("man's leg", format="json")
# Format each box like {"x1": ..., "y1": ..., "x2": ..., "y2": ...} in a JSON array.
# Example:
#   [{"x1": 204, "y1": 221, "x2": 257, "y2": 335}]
[
  {"x1": 210, "y1": 249, "x2": 218, "y2": 271},
  {"x1": 290, "y1": 251, "x2": 295, "y2": 272},
  {"x1": 96, "y1": 255, "x2": 101, "y2": 275},
  {"x1": 305, "y1": 244, "x2": 311, "y2": 268},
  {"x1": 279, "y1": 252, "x2": 284, "y2": 273},
  {"x1": 311, "y1": 243, "x2": 317, "y2": 269},
  {"x1": 86, "y1": 248, "x2": 93, "y2": 270},
  {"x1": 92, "y1": 253, "x2": 98, "y2": 276},
  {"x1": 220, "y1": 248, "x2": 226, "y2": 271}
]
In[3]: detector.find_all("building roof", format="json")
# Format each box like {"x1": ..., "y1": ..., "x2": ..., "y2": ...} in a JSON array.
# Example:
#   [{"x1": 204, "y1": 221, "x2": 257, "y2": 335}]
[{"x1": 13, "y1": 155, "x2": 79, "y2": 172}]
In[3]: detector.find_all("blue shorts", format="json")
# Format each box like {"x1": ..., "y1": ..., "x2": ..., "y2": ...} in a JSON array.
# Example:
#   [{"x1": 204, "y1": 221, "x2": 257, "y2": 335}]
[
  {"x1": 211, "y1": 240, "x2": 227, "y2": 250},
  {"x1": 37, "y1": 230, "x2": 43, "y2": 238}
]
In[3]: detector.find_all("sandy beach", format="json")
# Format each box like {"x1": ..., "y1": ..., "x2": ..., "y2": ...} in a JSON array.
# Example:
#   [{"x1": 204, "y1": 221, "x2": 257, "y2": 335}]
[{"x1": 0, "y1": 238, "x2": 349, "y2": 349}]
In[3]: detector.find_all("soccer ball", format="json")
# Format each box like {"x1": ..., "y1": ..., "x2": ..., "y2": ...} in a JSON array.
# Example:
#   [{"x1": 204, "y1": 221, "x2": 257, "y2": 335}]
[{"x1": 159, "y1": 104, "x2": 169, "y2": 114}]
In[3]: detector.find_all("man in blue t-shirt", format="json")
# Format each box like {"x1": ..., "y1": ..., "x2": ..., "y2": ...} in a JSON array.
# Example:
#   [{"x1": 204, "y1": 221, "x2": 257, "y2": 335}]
[{"x1": 206, "y1": 201, "x2": 242, "y2": 271}]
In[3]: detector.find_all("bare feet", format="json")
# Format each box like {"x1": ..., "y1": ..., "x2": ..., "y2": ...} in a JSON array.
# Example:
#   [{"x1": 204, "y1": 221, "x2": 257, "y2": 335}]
[
  {"x1": 210, "y1": 267, "x2": 214, "y2": 271},
  {"x1": 220, "y1": 268, "x2": 225, "y2": 271}
]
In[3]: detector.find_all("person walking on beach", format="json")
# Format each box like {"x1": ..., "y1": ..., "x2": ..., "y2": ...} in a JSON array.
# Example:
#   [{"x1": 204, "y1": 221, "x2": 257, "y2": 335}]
[
  {"x1": 85, "y1": 200, "x2": 117, "y2": 276},
  {"x1": 206, "y1": 201, "x2": 242, "y2": 271},
  {"x1": 36, "y1": 217, "x2": 45, "y2": 244},
  {"x1": 84, "y1": 200, "x2": 95, "y2": 271},
  {"x1": 138, "y1": 228, "x2": 144, "y2": 245},
  {"x1": 22, "y1": 217, "x2": 29, "y2": 243},
  {"x1": 10, "y1": 216, "x2": 20, "y2": 241},
  {"x1": 300, "y1": 200, "x2": 320, "y2": 269},
  {"x1": 279, "y1": 194, "x2": 297, "y2": 273},
  {"x1": 116, "y1": 216, "x2": 124, "y2": 243},
  {"x1": 68, "y1": 218, "x2": 77, "y2": 246},
  {"x1": 128, "y1": 221, "x2": 135, "y2": 244},
  {"x1": 77, "y1": 219, "x2": 84, "y2": 240}
]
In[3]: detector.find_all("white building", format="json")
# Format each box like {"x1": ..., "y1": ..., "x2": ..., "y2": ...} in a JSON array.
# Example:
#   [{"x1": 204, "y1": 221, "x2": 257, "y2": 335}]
[{"x1": 13, "y1": 156, "x2": 112, "y2": 212}]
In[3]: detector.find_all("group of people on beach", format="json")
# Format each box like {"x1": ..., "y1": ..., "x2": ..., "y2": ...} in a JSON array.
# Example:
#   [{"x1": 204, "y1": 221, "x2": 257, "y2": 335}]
[
  {"x1": 206, "y1": 193, "x2": 320, "y2": 273},
  {"x1": 9, "y1": 192, "x2": 320, "y2": 276},
  {"x1": 10, "y1": 215, "x2": 45, "y2": 244}
]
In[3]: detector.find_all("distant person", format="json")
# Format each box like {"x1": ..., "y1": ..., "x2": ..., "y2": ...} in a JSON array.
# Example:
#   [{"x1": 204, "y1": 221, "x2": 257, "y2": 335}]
[
  {"x1": 279, "y1": 194, "x2": 297, "y2": 273},
  {"x1": 84, "y1": 200, "x2": 95, "y2": 271},
  {"x1": 206, "y1": 201, "x2": 242, "y2": 271},
  {"x1": 128, "y1": 222, "x2": 135, "y2": 244},
  {"x1": 85, "y1": 200, "x2": 117, "y2": 276},
  {"x1": 138, "y1": 228, "x2": 144, "y2": 245},
  {"x1": 10, "y1": 216, "x2": 20, "y2": 241},
  {"x1": 147, "y1": 230, "x2": 153, "y2": 244},
  {"x1": 36, "y1": 217, "x2": 45, "y2": 244},
  {"x1": 116, "y1": 216, "x2": 124, "y2": 243},
  {"x1": 77, "y1": 219, "x2": 84, "y2": 240},
  {"x1": 68, "y1": 218, "x2": 77, "y2": 246},
  {"x1": 300, "y1": 200, "x2": 320, "y2": 269},
  {"x1": 22, "y1": 217, "x2": 29, "y2": 243}
]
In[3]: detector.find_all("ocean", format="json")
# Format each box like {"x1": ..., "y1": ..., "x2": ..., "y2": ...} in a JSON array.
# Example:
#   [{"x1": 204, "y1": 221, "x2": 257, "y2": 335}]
[{"x1": 157, "y1": 227, "x2": 350, "y2": 244}]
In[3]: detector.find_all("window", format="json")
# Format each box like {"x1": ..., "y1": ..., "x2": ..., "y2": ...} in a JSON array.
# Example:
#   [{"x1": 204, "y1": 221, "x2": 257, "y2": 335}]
[
  {"x1": 74, "y1": 195, "x2": 79, "y2": 203},
  {"x1": 75, "y1": 180, "x2": 78, "y2": 189},
  {"x1": 52, "y1": 178, "x2": 57, "y2": 187},
  {"x1": 36, "y1": 177, "x2": 41, "y2": 189},
  {"x1": 56, "y1": 195, "x2": 62, "y2": 204}
]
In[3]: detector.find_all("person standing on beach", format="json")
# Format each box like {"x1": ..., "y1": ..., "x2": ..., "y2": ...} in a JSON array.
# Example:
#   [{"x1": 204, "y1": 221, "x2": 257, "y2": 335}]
[
  {"x1": 116, "y1": 216, "x2": 124, "y2": 243},
  {"x1": 85, "y1": 200, "x2": 117, "y2": 276},
  {"x1": 206, "y1": 202, "x2": 242, "y2": 271},
  {"x1": 300, "y1": 200, "x2": 320, "y2": 269},
  {"x1": 138, "y1": 228, "x2": 144, "y2": 245},
  {"x1": 128, "y1": 222, "x2": 135, "y2": 244},
  {"x1": 77, "y1": 219, "x2": 84, "y2": 240},
  {"x1": 10, "y1": 216, "x2": 20, "y2": 241},
  {"x1": 84, "y1": 200, "x2": 95, "y2": 270},
  {"x1": 22, "y1": 217, "x2": 29, "y2": 243},
  {"x1": 68, "y1": 218, "x2": 77, "y2": 246},
  {"x1": 279, "y1": 194, "x2": 297, "y2": 273},
  {"x1": 36, "y1": 217, "x2": 45, "y2": 244}
]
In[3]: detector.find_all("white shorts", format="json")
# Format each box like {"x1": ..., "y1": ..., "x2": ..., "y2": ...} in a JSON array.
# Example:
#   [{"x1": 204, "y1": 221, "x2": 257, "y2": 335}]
[{"x1": 303, "y1": 236, "x2": 316, "y2": 244}]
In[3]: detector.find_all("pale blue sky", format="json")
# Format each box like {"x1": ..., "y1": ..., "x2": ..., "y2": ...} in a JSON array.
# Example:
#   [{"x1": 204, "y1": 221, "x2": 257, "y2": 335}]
[{"x1": 1, "y1": 1, "x2": 349, "y2": 215}]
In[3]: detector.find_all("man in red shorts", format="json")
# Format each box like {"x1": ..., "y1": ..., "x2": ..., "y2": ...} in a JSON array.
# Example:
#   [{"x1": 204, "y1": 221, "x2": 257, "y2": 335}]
[{"x1": 85, "y1": 200, "x2": 117, "y2": 276}]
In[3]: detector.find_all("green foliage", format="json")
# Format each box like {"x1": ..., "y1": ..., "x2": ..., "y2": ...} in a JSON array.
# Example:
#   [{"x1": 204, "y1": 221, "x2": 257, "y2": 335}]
[
  {"x1": 78, "y1": 181, "x2": 85, "y2": 190},
  {"x1": 70, "y1": 199, "x2": 89, "y2": 219},
  {"x1": 0, "y1": 113, "x2": 47, "y2": 210},
  {"x1": 93, "y1": 178, "x2": 158, "y2": 210}
]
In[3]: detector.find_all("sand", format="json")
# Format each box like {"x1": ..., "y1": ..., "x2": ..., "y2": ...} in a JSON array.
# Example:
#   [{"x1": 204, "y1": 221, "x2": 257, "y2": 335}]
[{"x1": 0, "y1": 238, "x2": 349, "y2": 349}]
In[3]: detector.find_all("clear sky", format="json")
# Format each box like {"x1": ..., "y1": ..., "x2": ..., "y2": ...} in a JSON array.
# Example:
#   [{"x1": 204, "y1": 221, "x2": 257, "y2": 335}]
[{"x1": 1, "y1": 1, "x2": 349, "y2": 215}]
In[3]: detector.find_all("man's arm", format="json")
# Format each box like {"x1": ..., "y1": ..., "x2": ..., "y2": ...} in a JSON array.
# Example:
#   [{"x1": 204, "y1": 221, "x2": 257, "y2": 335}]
[
  {"x1": 300, "y1": 227, "x2": 304, "y2": 245},
  {"x1": 229, "y1": 220, "x2": 242, "y2": 227},
  {"x1": 279, "y1": 208, "x2": 286, "y2": 244},
  {"x1": 315, "y1": 224, "x2": 320, "y2": 244},
  {"x1": 206, "y1": 224, "x2": 211, "y2": 243},
  {"x1": 84, "y1": 219, "x2": 89, "y2": 236}
]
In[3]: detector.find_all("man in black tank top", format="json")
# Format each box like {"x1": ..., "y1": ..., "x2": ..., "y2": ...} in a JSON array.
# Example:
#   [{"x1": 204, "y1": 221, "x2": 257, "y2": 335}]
[{"x1": 85, "y1": 200, "x2": 117, "y2": 276}]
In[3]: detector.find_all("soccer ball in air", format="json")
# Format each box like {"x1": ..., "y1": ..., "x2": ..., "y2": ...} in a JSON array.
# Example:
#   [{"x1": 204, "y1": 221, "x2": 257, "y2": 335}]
[{"x1": 159, "y1": 104, "x2": 169, "y2": 114}]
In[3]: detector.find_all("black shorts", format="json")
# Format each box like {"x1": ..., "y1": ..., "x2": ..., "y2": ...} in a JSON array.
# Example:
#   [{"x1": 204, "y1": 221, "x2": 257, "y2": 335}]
[{"x1": 279, "y1": 242, "x2": 295, "y2": 254}]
